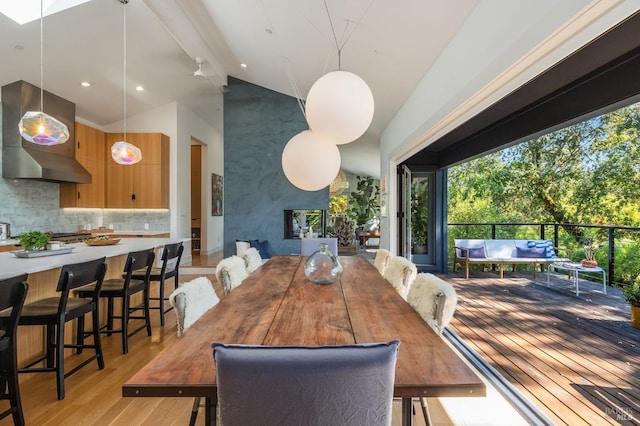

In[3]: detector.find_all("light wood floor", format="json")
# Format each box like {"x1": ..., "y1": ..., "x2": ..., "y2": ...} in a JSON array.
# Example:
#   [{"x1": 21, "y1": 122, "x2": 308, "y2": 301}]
[{"x1": 1, "y1": 258, "x2": 431, "y2": 426}]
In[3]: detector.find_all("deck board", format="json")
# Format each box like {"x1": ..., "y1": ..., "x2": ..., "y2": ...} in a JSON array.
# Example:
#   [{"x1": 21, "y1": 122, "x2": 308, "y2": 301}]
[{"x1": 445, "y1": 269, "x2": 639, "y2": 425}]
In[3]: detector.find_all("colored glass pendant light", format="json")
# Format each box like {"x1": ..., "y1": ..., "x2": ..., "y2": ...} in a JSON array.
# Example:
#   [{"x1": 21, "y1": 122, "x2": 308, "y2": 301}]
[
  {"x1": 19, "y1": 0, "x2": 69, "y2": 146},
  {"x1": 111, "y1": 0, "x2": 141, "y2": 165}
]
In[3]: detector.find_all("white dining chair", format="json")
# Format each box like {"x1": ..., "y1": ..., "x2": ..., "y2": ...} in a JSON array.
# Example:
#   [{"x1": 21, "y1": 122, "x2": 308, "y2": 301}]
[
  {"x1": 169, "y1": 277, "x2": 220, "y2": 425},
  {"x1": 383, "y1": 256, "x2": 417, "y2": 300},
  {"x1": 300, "y1": 237, "x2": 338, "y2": 256},
  {"x1": 406, "y1": 272, "x2": 458, "y2": 425},
  {"x1": 374, "y1": 248, "x2": 392, "y2": 276},
  {"x1": 215, "y1": 255, "x2": 249, "y2": 294}
]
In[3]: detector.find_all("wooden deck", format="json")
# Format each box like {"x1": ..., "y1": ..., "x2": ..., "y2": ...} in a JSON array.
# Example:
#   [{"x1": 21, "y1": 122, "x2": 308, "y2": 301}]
[{"x1": 445, "y1": 269, "x2": 639, "y2": 425}]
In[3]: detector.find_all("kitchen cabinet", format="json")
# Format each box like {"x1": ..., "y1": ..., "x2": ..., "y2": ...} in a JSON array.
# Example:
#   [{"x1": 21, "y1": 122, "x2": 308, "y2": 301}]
[
  {"x1": 105, "y1": 133, "x2": 169, "y2": 209},
  {"x1": 59, "y1": 122, "x2": 106, "y2": 207}
]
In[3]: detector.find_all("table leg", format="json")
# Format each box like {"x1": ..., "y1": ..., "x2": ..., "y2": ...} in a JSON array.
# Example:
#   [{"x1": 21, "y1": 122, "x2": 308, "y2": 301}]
[
  {"x1": 547, "y1": 266, "x2": 551, "y2": 287},
  {"x1": 402, "y1": 397, "x2": 413, "y2": 426},
  {"x1": 602, "y1": 270, "x2": 606, "y2": 294},
  {"x1": 205, "y1": 396, "x2": 217, "y2": 425},
  {"x1": 575, "y1": 270, "x2": 580, "y2": 296}
]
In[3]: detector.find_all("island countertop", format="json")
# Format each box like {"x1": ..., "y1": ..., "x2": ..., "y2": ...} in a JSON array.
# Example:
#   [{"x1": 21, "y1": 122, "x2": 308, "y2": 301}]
[{"x1": 0, "y1": 237, "x2": 179, "y2": 280}]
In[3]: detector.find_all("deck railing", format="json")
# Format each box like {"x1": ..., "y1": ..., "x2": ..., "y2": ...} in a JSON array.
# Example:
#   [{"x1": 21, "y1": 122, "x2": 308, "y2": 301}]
[{"x1": 448, "y1": 222, "x2": 640, "y2": 287}]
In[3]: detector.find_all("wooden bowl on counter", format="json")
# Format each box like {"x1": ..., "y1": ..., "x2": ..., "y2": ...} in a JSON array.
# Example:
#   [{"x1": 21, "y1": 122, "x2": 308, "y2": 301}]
[{"x1": 85, "y1": 238, "x2": 121, "y2": 246}]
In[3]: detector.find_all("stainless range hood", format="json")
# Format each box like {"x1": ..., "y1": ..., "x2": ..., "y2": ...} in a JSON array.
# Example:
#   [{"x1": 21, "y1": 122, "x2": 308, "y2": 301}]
[{"x1": 1, "y1": 80, "x2": 91, "y2": 184}]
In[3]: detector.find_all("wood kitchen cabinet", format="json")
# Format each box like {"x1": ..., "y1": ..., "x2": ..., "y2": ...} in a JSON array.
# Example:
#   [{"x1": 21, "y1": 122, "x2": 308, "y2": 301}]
[
  {"x1": 59, "y1": 122, "x2": 106, "y2": 207},
  {"x1": 105, "y1": 133, "x2": 169, "y2": 209}
]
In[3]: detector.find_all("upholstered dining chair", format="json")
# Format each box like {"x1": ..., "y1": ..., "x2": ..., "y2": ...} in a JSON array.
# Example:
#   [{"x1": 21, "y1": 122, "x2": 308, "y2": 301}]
[
  {"x1": 300, "y1": 237, "x2": 338, "y2": 256},
  {"x1": 77, "y1": 248, "x2": 155, "y2": 354},
  {"x1": 18, "y1": 257, "x2": 107, "y2": 400},
  {"x1": 215, "y1": 255, "x2": 249, "y2": 295},
  {"x1": 131, "y1": 241, "x2": 184, "y2": 326},
  {"x1": 406, "y1": 273, "x2": 458, "y2": 425},
  {"x1": 407, "y1": 273, "x2": 458, "y2": 336},
  {"x1": 213, "y1": 340, "x2": 400, "y2": 426},
  {"x1": 0, "y1": 274, "x2": 28, "y2": 425},
  {"x1": 374, "y1": 248, "x2": 392, "y2": 276},
  {"x1": 240, "y1": 247, "x2": 263, "y2": 273},
  {"x1": 168, "y1": 277, "x2": 220, "y2": 425},
  {"x1": 383, "y1": 256, "x2": 418, "y2": 300}
]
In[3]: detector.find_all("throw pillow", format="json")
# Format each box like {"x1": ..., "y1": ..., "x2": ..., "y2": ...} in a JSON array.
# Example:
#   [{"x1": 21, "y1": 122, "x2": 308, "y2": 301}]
[
  {"x1": 235, "y1": 240, "x2": 251, "y2": 256},
  {"x1": 516, "y1": 247, "x2": 546, "y2": 258},
  {"x1": 527, "y1": 240, "x2": 556, "y2": 258},
  {"x1": 464, "y1": 247, "x2": 485, "y2": 258},
  {"x1": 249, "y1": 240, "x2": 272, "y2": 259}
]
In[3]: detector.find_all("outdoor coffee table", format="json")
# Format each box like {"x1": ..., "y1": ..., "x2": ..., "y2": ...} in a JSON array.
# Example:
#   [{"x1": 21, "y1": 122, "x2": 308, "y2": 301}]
[{"x1": 547, "y1": 262, "x2": 606, "y2": 296}]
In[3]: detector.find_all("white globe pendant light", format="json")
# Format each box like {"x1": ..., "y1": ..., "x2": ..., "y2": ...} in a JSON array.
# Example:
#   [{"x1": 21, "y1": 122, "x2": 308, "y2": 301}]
[
  {"x1": 282, "y1": 130, "x2": 341, "y2": 191},
  {"x1": 305, "y1": 70, "x2": 374, "y2": 145}
]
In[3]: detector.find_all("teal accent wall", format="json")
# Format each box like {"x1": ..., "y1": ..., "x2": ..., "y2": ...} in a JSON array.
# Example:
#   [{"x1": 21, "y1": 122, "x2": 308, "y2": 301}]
[{"x1": 223, "y1": 77, "x2": 328, "y2": 256}]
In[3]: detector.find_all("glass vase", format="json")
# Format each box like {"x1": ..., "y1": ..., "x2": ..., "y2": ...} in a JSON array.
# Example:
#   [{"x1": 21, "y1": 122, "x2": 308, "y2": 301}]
[{"x1": 304, "y1": 243, "x2": 343, "y2": 284}]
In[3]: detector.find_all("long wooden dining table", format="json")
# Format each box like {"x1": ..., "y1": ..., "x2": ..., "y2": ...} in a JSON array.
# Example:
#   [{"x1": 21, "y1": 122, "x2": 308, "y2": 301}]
[{"x1": 123, "y1": 255, "x2": 485, "y2": 425}]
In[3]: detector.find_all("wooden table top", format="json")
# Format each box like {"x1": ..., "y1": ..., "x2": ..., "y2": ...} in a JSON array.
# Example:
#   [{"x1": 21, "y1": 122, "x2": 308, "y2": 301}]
[{"x1": 123, "y1": 255, "x2": 485, "y2": 399}]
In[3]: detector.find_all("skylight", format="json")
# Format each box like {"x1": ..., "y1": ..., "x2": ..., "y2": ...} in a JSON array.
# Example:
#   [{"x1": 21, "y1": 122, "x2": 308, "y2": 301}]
[{"x1": 0, "y1": 0, "x2": 91, "y2": 25}]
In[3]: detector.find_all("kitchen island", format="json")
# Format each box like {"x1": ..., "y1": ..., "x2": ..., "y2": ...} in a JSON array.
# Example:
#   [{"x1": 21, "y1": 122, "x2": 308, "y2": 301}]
[{"x1": 0, "y1": 237, "x2": 180, "y2": 366}]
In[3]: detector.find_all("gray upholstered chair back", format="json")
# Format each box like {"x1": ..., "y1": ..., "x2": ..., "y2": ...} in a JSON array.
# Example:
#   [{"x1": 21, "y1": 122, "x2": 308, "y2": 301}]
[
  {"x1": 300, "y1": 237, "x2": 338, "y2": 256},
  {"x1": 213, "y1": 340, "x2": 400, "y2": 426}
]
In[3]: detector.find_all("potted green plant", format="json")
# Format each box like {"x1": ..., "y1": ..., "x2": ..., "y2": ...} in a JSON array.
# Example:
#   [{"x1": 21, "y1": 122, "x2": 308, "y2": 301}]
[
  {"x1": 622, "y1": 280, "x2": 640, "y2": 329},
  {"x1": 345, "y1": 175, "x2": 380, "y2": 228},
  {"x1": 17, "y1": 230, "x2": 50, "y2": 252}
]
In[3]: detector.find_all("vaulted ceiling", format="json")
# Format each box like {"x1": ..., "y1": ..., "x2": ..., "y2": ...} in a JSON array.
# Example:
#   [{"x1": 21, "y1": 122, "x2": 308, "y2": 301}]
[{"x1": 1, "y1": 1, "x2": 638, "y2": 177}]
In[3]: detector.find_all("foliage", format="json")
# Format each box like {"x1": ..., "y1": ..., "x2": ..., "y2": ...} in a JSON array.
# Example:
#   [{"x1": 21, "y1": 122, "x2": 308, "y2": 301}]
[
  {"x1": 329, "y1": 195, "x2": 348, "y2": 216},
  {"x1": 447, "y1": 102, "x2": 640, "y2": 280},
  {"x1": 346, "y1": 175, "x2": 380, "y2": 227},
  {"x1": 622, "y1": 280, "x2": 640, "y2": 307},
  {"x1": 18, "y1": 231, "x2": 49, "y2": 252},
  {"x1": 411, "y1": 178, "x2": 429, "y2": 246}
]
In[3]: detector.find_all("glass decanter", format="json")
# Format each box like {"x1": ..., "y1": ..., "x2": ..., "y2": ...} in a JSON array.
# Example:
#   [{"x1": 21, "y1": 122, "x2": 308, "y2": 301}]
[{"x1": 304, "y1": 242, "x2": 343, "y2": 284}]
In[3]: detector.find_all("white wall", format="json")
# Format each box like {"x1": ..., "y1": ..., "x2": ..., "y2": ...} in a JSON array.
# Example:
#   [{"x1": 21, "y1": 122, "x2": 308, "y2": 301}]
[
  {"x1": 378, "y1": 1, "x2": 640, "y2": 254},
  {"x1": 177, "y1": 104, "x2": 224, "y2": 255},
  {"x1": 104, "y1": 101, "x2": 224, "y2": 260}
]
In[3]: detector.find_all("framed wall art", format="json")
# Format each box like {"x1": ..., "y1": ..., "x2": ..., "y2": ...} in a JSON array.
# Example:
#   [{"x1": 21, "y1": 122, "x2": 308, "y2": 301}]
[{"x1": 212, "y1": 173, "x2": 223, "y2": 216}]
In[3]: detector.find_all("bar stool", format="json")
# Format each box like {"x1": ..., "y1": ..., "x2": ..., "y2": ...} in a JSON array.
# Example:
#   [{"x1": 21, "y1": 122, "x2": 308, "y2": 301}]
[
  {"x1": 18, "y1": 257, "x2": 107, "y2": 400},
  {"x1": 78, "y1": 248, "x2": 155, "y2": 354},
  {"x1": 0, "y1": 274, "x2": 28, "y2": 425},
  {"x1": 131, "y1": 242, "x2": 183, "y2": 326}
]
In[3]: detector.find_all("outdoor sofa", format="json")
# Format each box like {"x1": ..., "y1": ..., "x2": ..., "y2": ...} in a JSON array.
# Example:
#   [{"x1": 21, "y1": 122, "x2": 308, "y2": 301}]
[{"x1": 453, "y1": 239, "x2": 570, "y2": 279}]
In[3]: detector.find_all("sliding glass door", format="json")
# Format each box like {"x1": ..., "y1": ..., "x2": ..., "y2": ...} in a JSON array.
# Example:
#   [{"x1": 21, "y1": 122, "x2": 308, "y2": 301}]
[{"x1": 399, "y1": 166, "x2": 435, "y2": 267}]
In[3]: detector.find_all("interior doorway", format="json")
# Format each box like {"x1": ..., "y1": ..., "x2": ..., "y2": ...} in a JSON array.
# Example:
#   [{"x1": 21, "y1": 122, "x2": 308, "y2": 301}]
[{"x1": 190, "y1": 142, "x2": 204, "y2": 255}]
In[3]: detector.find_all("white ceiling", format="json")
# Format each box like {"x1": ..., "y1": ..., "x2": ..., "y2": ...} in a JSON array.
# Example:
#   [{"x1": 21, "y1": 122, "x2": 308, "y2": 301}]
[
  {"x1": 0, "y1": 0, "x2": 484, "y2": 177},
  {"x1": 3, "y1": 0, "x2": 627, "y2": 178}
]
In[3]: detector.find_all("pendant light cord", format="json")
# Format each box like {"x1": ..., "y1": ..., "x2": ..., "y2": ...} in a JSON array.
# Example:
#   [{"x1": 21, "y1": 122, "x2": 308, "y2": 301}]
[
  {"x1": 321, "y1": 0, "x2": 375, "y2": 70},
  {"x1": 40, "y1": 0, "x2": 44, "y2": 111},
  {"x1": 122, "y1": 0, "x2": 128, "y2": 141}
]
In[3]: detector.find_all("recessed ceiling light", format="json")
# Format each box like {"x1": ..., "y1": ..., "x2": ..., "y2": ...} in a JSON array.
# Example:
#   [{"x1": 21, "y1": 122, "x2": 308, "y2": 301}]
[
  {"x1": 81, "y1": 81, "x2": 91, "y2": 87},
  {"x1": 135, "y1": 86, "x2": 144, "y2": 91},
  {"x1": 240, "y1": 63, "x2": 248, "y2": 68}
]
